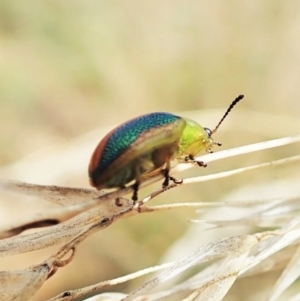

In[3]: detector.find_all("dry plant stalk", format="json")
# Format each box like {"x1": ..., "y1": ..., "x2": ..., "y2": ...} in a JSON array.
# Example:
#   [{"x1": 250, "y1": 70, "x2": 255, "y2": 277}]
[{"x1": 0, "y1": 135, "x2": 300, "y2": 301}]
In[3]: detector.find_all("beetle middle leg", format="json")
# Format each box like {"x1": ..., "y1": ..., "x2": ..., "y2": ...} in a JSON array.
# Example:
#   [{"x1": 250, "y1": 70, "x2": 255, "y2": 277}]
[
  {"x1": 162, "y1": 160, "x2": 183, "y2": 188},
  {"x1": 151, "y1": 147, "x2": 183, "y2": 188}
]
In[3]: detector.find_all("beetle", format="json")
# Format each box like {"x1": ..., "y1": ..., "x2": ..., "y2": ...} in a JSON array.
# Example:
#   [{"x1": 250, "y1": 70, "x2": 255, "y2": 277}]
[{"x1": 89, "y1": 94, "x2": 243, "y2": 201}]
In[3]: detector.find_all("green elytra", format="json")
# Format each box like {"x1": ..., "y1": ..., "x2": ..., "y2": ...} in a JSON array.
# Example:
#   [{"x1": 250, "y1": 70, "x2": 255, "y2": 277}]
[{"x1": 89, "y1": 95, "x2": 244, "y2": 201}]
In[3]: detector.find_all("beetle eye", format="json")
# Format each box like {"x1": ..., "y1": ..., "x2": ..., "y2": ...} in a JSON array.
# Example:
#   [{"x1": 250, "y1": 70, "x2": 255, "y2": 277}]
[{"x1": 204, "y1": 127, "x2": 212, "y2": 137}]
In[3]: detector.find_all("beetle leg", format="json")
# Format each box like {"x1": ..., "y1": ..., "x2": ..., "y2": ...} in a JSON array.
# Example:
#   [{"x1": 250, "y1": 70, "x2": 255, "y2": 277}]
[
  {"x1": 185, "y1": 154, "x2": 207, "y2": 168},
  {"x1": 132, "y1": 182, "x2": 139, "y2": 201},
  {"x1": 162, "y1": 171, "x2": 182, "y2": 186},
  {"x1": 132, "y1": 161, "x2": 141, "y2": 202},
  {"x1": 169, "y1": 176, "x2": 183, "y2": 185},
  {"x1": 162, "y1": 168, "x2": 169, "y2": 188},
  {"x1": 162, "y1": 160, "x2": 183, "y2": 187},
  {"x1": 161, "y1": 159, "x2": 172, "y2": 188}
]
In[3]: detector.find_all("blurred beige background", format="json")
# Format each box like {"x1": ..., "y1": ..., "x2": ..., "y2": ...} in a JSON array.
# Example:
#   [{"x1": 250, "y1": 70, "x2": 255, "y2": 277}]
[{"x1": 0, "y1": 1, "x2": 300, "y2": 300}]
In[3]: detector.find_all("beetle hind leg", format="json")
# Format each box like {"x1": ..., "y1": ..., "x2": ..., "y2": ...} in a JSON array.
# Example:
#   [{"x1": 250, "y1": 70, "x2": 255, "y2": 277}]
[
  {"x1": 132, "y1": 181, "x2": 139, "y2": 201},
  {"x1": 131, "y1": 161, "x2": 142, "y2": 202}
]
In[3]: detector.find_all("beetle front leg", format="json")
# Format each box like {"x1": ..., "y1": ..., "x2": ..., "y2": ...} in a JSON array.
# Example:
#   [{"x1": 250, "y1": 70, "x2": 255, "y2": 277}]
[{"x1": 185, "y1": 154, "x2": 207, "y2": 167}]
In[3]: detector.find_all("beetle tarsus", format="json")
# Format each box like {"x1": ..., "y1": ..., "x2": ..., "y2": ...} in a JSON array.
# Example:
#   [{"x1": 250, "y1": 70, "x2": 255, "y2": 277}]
[
  {"x1": 186, "y1": 155, "x2": 207, "y2": 167},
  {"x1": 162, "y1": 168, "x2": 182, "y2": 187},
  {"x1": 196, "y1": 160, "x2": 207, "y2": 167},
  {"x1": 169, "y1": 176, "x2": 183, "y2": 185}
]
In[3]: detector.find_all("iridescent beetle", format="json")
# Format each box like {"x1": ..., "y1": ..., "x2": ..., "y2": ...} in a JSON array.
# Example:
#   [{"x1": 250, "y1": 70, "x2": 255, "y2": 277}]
[{"x1": 89, "y1": 95, "x2": 243, "y2": 201}]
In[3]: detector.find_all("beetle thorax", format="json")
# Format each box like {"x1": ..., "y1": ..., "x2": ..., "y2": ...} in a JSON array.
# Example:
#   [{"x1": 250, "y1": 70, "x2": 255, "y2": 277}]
[{"x1": 177, "y1": 118, "x2": 215, "y2": 159}]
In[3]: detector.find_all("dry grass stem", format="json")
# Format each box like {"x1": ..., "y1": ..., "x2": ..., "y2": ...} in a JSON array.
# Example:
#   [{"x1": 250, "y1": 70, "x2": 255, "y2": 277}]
[{"x1": 0, "y1": 134, "x2": 299, "y2": 300}]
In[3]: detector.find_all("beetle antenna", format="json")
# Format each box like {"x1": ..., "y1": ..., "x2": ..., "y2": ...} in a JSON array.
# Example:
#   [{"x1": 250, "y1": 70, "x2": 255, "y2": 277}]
[{"x1": 211, "y1": 94, "x2": 244, "y2": 134}]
